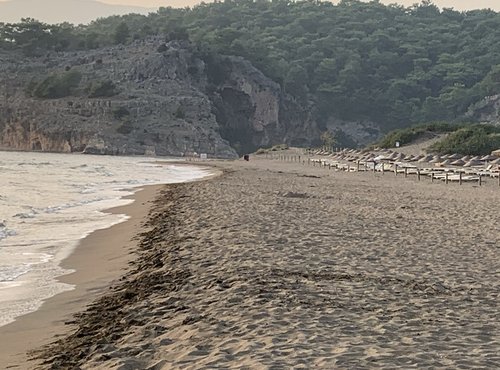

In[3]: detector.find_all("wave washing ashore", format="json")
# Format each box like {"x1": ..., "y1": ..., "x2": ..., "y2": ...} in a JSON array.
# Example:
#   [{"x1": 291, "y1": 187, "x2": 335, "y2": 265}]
[{"x1": 0, "y1": 151, "x2": 212, "y2": 328}]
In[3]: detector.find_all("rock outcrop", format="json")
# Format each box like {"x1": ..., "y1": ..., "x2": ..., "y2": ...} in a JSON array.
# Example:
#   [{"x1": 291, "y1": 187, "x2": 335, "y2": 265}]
[
  {"x1": 465, "y1": 95, "x2": 500, "y2": 125},
  {"x1": 0, "y1": 38, "x2": 321, "y2": 158}
]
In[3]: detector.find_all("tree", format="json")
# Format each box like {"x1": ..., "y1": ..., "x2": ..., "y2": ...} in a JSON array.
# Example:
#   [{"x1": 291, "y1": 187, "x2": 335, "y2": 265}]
[
  {"x1": 320, "y1": 131, "x2": 336, "y2": 148},
  {"x1": 113, "y1": 22, "x2": 130, "y2": 44}
]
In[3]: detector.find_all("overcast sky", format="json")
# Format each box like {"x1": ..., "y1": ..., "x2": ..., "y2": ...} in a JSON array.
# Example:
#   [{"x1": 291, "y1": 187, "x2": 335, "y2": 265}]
[
  {"x1": 96, "y1": 0, "x2": 500, "y2": 11},
  {"x1": 0, "y1": 0, "x2": 498, "y2": 12}
]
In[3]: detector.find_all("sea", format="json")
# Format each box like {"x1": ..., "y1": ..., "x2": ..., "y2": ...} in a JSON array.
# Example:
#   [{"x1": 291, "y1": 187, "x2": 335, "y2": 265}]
[{"x1": 0, "y1": 151, "x2": 212, "y2": 327}]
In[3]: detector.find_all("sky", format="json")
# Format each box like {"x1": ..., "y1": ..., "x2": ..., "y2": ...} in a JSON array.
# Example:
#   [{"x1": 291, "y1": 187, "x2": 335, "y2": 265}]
[
  {"x1": 0, "y1": 0, "x2": 499, "y2": 12},
  {"x1": 96, "y1": 0, "x2": 500, "y2": 11}
]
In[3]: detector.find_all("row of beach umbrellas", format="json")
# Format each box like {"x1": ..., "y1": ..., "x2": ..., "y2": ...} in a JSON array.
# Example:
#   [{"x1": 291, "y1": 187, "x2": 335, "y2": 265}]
[{"x1": 318, "y1": 148, "x2": 500, "y2": 167}]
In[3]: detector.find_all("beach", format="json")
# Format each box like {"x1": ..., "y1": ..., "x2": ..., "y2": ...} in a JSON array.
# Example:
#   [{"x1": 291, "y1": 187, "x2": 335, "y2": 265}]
[{"x1": 2, "y1": 155, "x2": 500, "y2": 368}]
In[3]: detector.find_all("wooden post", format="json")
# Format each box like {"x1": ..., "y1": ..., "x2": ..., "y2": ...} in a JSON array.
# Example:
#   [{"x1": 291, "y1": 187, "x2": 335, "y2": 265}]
[
  {"x1": 357, "y1": 161, "x2": 360, "y2": 172},
  {"x1": 394, "y1": 164, "x2": 398, "y2": 176},
  {"x1": 459, "y1": 172, "x2": 462, "y2": 185},
  {"x1": 404, "y1": 167, "x2": 408, "y2": 178},
  {"x1": 431, "y1": 173, "x2": 434, "y2": 183},
  {"x1": 364, "y1": 162, "x2": 368, "y2": 171},
  {"x1": 479, "y1": 174, "x2": 482, "y2": 186},
  {"x1": 445, "y1": 172, "x2": 448, "y2": 185},
  {"x1": 328, "y1": 163, "x2": 331, "y2": 170}
]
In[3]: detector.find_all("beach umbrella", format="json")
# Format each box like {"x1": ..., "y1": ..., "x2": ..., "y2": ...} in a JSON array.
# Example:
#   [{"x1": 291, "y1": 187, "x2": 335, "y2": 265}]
[
  {"x1": 448, "y1": 153, "x2": 462, "y2": 160},
  {"x1": 418, "y1": 155, "x2": 432, "y2": 162},
  {"x1": 481, "y1": 155, "x2": 497, "y2": 161},
  {"x1": 429, "y1": 156, "x2": 442, "y2": 163},
  {"x1": 405, "y1": 155, "x2": 415, "y2": 161},
  {"x1": 490, "y1": 158, "x2": 500, "y2": 165},
  {"x1": 461, "y1": 156, "x2": 471, "y2": 161},
  {"x1": 450, "y1": 159, "x2": 465, "y2": 166},
  {"x1": 463, "y1": 160, "x2": 483, "y2": 167}
]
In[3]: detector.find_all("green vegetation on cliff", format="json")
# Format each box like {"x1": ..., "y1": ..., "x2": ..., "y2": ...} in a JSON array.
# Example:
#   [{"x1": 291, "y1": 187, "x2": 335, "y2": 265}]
[
  {"x1": 1, "y1": 1, "x2": 500, "y2": 131},
  {"x1": 377, "y1": 122, "x2": 459, "y2": 148},
  {"x1": 27, "y1": 69, "x2": 82, "y2": 99},
  {"x1": 429, "y1": 125, "x2": 500, "y2": 155},
  {"x1": 378, "y1": 122, "x2": 500, "y2": 155}
]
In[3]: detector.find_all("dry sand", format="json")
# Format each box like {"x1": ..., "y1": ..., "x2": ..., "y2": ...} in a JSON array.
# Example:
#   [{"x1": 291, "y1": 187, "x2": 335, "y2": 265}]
[
  {"x1": 3, "y1": 156, "x2": 500, "y2": 369},
  {"x1": 0, "y1": 185, "x2": 162, "y2": 369}
]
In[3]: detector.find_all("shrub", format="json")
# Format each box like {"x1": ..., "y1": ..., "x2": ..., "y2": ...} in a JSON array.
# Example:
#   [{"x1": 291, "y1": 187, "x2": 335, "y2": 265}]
[
  {"x1": 113, "y1": 106, "x2": 130, "y2": 120},
  {"x1": 87, "y1": 80, "x2": 117, "y2": 98},
  {"x1": 377, "y1": 122, "x2": 461, "y2": 148},
  {"x1": 116, "y1": 121, "x2": 134, "y2": 135},
  {"x1": 174, "y1": 105, "x2": 185, "y2": 119},
  {"x1": 429, "y1": 125, "x2": 500, "y2": 155},
  {"x1": 30, "y1": 70, "x2": 82, "y2": 99}
]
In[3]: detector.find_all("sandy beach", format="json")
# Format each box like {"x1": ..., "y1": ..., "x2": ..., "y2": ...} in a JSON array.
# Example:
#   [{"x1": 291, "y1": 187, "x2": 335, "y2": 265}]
[
  {"x1": 0, "y1": 185, "x2": 162, "y2": 369},
  {"x1": 2, "y1": 155, "x2": 500, "y2": 369}
]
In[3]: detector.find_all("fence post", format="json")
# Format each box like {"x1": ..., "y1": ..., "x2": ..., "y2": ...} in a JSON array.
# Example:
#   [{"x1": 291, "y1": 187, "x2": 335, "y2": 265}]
[
  {"x1": 445, "y1": 172, "x2": 448, "y2": 185},
  {"x1": 459, "y1": 172, "x2": 462, "y2": 185},
  {"x1": 479, "y1": 174, "x2": 482, "y2": 186},
  {"x1": 404, "y1": 167, "x2": 408, "y2": 178},
  {"x1": 417, "y1": 169, "x2": 421, "y2": 181},
  {"x1": 431, "y1": 173, "x2": 434, "y2": 183}
]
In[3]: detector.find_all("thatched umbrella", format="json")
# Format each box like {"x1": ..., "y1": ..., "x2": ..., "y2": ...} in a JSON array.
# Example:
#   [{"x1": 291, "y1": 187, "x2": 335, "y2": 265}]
[
  {"x1": 418, "y1": 155, "x2": 433, "y2": 162},
  {"x1": 448, "y1": 153, "x2": 462, "y2": 160},
  {"x1": 463, "y1": 160, "x2": 483, "y2": 167},
  {"x1": 481, "y1": 154, "x2": 497, "y2": 161},
  {"x1": 450, "y1": 159, "x2": 465, "y2": 166},
  {"x1": 438, "y1": 159, "x2": 452, "y2": 166},
  {"x1": 429, "y1": 156, "x2": 442, "y2": 163}
]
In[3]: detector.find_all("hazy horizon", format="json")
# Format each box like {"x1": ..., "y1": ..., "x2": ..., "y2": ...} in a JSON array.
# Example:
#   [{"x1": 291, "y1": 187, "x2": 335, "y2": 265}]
[
  {"x1": 82, "y1": 0, "x2": 500, "y2": 12},
  {"x1": 0, "y1": 0, "x2": 499, "y2": 11},
  {"x1": 0, "y1": 0, "x2": 498, "y2": 25},
  {"x1": 88, "y1": 0, "x2": 500, "y2": 12}
]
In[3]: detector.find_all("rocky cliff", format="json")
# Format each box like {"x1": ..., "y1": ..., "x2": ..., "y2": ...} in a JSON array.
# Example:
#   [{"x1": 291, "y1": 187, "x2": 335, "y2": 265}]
[
  {"x1": 0, "y1": 38, "x2": 321, "y2": 158},
  {"x1": 465, "y1": 95, "x2": 500, "y2": 125}
]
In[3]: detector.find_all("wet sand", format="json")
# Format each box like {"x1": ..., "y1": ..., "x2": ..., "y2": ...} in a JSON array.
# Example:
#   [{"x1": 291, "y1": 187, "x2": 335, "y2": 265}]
[
  {"x1": 4, "y1": 155, "x2": 500, "y2": 369},
  {"x1": 0, "y1": 185, "x2": 162, "y2": 369}
]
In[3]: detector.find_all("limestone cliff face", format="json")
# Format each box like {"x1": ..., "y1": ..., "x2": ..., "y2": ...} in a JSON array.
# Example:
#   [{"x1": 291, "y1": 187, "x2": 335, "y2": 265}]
[
  {"x1": 465, "y1": 95, "x2": 500, "y2": 125},
  {"x1": 0, "y1": 39, "x2": 320, "y2": 157},
  {"x1": 209, "y1": 56, "x2": 318, "y2": 153}
]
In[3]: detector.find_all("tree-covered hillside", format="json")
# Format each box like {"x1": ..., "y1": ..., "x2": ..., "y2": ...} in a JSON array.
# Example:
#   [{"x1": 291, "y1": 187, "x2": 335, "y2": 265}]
[{"x1": 1, "y1": 0, "x2": 500, "y2": 133}]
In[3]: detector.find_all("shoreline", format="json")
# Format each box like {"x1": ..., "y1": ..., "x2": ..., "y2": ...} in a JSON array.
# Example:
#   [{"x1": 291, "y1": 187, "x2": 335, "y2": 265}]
[
  {"x1": 2, "y1": 155, "x2": 499, "y2": 368},
  {"x1": 0, "y1": 184, "x2": 162, "y2": 369},
  {"x1": 31, "y1": 156, "x2": 500, "y2": 368}
]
